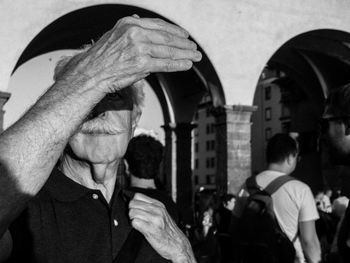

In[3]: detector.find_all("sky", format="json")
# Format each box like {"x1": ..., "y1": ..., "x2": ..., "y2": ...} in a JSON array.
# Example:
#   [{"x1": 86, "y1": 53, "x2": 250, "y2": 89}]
[{"x1": 5, "y1": 50, "x2": 165, "y2": 143}]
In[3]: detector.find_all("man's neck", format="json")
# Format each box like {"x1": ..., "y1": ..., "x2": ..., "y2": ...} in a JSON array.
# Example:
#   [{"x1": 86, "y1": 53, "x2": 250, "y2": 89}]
[
  {"x1": 267, "y1": 163, "x2": 289, "y2": 174},
  {"x1": 59, "y1": 154, "x2": 119, "y2": 203},
  {"x1": 130, "y1": 175, "x2": 156, "y2": 189}
]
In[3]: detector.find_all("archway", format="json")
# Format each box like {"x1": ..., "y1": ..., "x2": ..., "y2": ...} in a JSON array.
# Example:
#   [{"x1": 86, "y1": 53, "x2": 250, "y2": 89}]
[
  {"x1": 9, "y1": 4, "x2": 224, "y2": 224},
  {"x1": 252, "y1": 29, "x2": 350, "y2": 192}
]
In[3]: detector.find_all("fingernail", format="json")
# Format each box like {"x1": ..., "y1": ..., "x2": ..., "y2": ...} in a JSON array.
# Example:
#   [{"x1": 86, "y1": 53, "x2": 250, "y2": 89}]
[
  {"x1": 195, "y1": 51, "x2": 202, "y2": 61},
  {"x1": 132, "y1": 14, "x2": 140, "y2": 18},
  {"x1": 191, "y1": 41, "x2": 197, "y2": 50},
  {"x1": 182, "y1": 29, "x2": 190, "y2": 38},
  {"x1": 185, "y1": 60, "x2": 193, "y2": 69}
]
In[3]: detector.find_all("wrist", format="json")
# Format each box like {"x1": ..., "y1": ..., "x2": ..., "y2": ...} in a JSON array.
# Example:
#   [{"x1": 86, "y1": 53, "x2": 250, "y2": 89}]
[{"x1": 171, "y1": 238, "x2": 196, "y2": 263}]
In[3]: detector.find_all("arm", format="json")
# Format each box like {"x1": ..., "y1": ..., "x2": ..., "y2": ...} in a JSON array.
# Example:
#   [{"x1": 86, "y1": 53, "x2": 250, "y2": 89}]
[
  {"x1": 129, "y1": 193, "x2": 196, "y2": 263},
  {"x1": 299, "y1": 220, "x2": 321, "y2": 263},
  {"x1": 0, "y1": 15, "x2": 201, "y2": 247}
]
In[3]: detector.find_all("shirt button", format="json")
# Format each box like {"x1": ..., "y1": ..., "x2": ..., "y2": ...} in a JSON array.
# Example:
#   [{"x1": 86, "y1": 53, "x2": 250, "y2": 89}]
[
  {"x1": 92, "y1": 193, "x2": 98, "y2": 200},
  {"x1": 113, "y1": 219, "x2": 118, "y2": 227}
]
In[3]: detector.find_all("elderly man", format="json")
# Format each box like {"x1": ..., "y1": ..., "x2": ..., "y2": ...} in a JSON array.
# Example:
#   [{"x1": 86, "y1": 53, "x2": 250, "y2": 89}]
[{"x1": 0, "y1": 15, "x2": 202, "y2": 263}]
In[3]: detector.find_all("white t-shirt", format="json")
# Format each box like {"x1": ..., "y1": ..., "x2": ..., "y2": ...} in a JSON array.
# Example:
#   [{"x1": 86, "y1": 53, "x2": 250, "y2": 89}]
[{"x1": 254, "y1": 170, "x2": 319, "y2": 263}]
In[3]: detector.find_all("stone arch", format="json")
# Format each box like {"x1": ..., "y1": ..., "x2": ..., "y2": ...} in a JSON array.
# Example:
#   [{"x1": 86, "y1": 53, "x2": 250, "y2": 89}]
[
  {"x1": 252, "y1": 28, "x2": 350, "y2": 190},
  {"x1": 10, "y1": 3, "x2": 224, "y2": 223}
]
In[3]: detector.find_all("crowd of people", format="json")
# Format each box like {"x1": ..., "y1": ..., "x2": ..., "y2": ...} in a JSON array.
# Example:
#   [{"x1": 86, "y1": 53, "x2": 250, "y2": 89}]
[{"x1": 1, "y1": 14, "x2": 350, "y2": 263}]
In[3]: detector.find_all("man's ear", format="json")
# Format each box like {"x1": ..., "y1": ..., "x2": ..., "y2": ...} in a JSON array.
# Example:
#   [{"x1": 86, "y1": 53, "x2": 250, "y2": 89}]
[{"x1": 286, "y1": 154, "x2": 294, "y2": 166}]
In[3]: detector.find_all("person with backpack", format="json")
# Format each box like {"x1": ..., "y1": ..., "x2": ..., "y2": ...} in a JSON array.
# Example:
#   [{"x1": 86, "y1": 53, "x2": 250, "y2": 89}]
[{"x1": 232, "y1": 133, "x2": 321, "y2": 263}]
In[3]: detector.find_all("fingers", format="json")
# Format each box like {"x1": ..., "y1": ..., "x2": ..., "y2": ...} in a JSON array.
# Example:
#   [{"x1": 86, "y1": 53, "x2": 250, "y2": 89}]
[
  {"x1": 144, "y1": 29, "x2": 197, "y2": 50},
  {"x1": 131, "y1": 16, "x2": 189, "y2": 38},
  {"x1": 146, "y1": 44, "x2": 201, "y2": 61},
  {"x1": 131, "y1": 193, "x2": 165, "y2": 207},
  {"x1": 129, "y1": 194, "x2": 167, "y2": 231},
  {"x1": 149, "y1": 58, "x2": 193, "y2": 72}
]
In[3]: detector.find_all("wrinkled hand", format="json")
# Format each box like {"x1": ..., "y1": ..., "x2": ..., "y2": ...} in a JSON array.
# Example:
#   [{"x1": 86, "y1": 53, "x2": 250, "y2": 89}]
[
  {"x1": 58, "y1": 15, "x2": 202, "y2": 94},
  {"x1": 129, "y1": 193, "x2": 196, "y2": 263}
]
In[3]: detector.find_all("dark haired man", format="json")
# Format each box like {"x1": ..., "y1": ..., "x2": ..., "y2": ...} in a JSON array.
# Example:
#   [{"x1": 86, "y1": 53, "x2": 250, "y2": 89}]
[
  {"x1": 235, "y1": 133, "x2": 321, "y2": 263},
  {"x1": 124, "y1": 134, "x2": 179, "y2": 222}
]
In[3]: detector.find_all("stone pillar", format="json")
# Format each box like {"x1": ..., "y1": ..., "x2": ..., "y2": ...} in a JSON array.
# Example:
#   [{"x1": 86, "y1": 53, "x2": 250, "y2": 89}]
[
  {"x1": 213, "y1": 105, "x2": 256, "y2": 195},
  {"x1": 0, "y1": 91, "x2": 11, "y2": 133},
  {"x1": 162, "y1": 123, "x2": 176, "y2": 197},
  {"x1": 174, "y1": 123, "x2": 196, "y2": 224}
]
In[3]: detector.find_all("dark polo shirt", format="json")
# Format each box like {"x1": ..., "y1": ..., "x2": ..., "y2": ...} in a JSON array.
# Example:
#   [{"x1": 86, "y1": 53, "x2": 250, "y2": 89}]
[{"x1": 7, "y1": 169, "x2": 169, "y2": 263}]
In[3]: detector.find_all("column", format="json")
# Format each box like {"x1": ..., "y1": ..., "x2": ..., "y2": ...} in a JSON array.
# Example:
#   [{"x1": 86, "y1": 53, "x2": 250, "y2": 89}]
[
  {"x1": 161, "y1": 123, "x2": 176, "y2": 198},
  {"x1": 213, "y1": 105, "x2": 256, "y2": 195},
  {"x1": 174, "y1": 122, "x2": 196, "y2": 224},
  {"x1": 0, "y1": 91, "x2": 11, "y2": 133}
]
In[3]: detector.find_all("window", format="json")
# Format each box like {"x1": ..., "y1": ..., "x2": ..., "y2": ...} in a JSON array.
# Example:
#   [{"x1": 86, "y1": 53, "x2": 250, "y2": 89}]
[
  {"x1": 265, "y1": 107, "x2": 271, "y2": 121},
  {"x1": 211, "y1": 140, "x2": 215, "y2": 150},
  {"x1": 206, "y1": 107, "x2": 211, "y2": 117},
  {"x1": 265, "y1": 128, "x2": 272, "y2": 141},
  {"x1": 265, "y1": 86, "x2": 271, "y2": 100},
  {"x1": 206, "y1": 141, "x2": 210, "y2": 151},
  {"x1": 206, "y1": 158, "x2": 210, "y2": 168},
  {"x1": 211, "y1": 123, "x2": 215, "y2": 133},
  {"x1": 281, "y1": 104, "x2": 290, "y2": 118},
  {"x1": 206, "y1": 175, "x2": 211, "y2": 184},
  {"x1": 194, "y1": 175, "x2": 199, "y2": 185},
  {"x1": 281, "y1": 122, "x2": 291, "y2": 134},
  {"x1": 206, "y1": 124, "x2": 210, "y2": 134},
  {"x1": 211, "y1": 157, "x2": 215, "y2": 168},
  {"x1": 195, "y1": 159, "x2": 198, "y2": 169},
  {"x1": 195, "y1": 142, "x2": 199, "y2": 152}
]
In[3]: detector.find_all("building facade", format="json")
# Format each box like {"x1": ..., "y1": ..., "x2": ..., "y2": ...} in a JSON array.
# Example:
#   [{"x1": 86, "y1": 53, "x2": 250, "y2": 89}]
[{"x1": 192, "y1": 94, "x2": 217, "y2": 191}]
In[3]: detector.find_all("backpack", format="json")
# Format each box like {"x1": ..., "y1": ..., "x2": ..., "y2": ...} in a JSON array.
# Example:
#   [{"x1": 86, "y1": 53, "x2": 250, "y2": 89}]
[{"x1": 235, "y1": 175, "x2": 297, "y2": 263}]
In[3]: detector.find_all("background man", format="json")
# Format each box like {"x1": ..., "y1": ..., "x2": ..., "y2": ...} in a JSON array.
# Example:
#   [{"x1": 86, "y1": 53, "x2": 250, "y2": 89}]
[
  {"x1": 0, "y1": 15, "x2": 202, "y2": 263},
  {"x1": 124, "y1": 134, "x2": 179, "y2": 223},
  {"x1": 234, "y1": 133, "x2": 321, "y2": 263}
]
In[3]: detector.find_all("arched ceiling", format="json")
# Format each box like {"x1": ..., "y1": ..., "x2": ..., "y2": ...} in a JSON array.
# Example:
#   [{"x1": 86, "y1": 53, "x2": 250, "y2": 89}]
[{"x1": 267, "y1": 29, "x2": 350, "y2": 116}]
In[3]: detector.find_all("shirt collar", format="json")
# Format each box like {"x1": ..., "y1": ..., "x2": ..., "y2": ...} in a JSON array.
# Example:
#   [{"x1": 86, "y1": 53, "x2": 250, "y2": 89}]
[{"x1": 45, "y1": 168, "x2": 128, "y2": 202}]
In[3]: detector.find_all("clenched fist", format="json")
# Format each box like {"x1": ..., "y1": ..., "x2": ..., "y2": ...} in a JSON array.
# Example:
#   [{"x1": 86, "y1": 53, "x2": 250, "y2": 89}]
[{"x1": 129, "y1": 193, "x2": 196, "y2": 263}]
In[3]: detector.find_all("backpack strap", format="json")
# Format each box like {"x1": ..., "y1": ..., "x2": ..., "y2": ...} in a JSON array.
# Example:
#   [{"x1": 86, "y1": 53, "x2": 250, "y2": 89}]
[
  {"x1": 245, "y1": 176, "x2": 261, "y2": 193},
  {"x1": 264, "y1": 175, "x2": 296, "y2": 196},
  {"x1": 264, "y1": 175, "x2": 299, "y2": 243}
]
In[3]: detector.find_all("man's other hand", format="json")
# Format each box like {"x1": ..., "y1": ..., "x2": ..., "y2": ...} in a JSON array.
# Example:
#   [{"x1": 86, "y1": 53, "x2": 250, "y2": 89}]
[
  {"x1": 56, "y1": 16, "x2": 202, "y2": 94},
  {"x1": 129, "y1": 193, "x2": 196, "y2": 263}
]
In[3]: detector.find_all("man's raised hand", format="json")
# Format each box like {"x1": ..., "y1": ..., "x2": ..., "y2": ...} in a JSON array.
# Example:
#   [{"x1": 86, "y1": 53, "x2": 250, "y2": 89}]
[{"x1": 57, "y1": 16, "x2": 202, "y2": 94}]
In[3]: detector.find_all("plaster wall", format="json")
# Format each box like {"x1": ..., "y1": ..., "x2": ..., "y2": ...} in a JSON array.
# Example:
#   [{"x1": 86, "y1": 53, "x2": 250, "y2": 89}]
[{"x1": 1, "y1": 0, "x2": 350, "y2": 105}]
